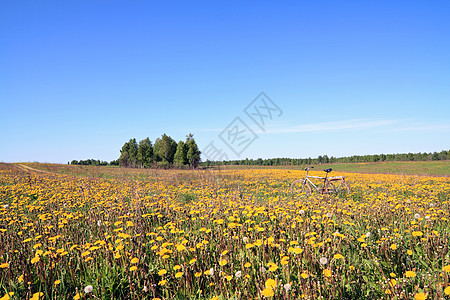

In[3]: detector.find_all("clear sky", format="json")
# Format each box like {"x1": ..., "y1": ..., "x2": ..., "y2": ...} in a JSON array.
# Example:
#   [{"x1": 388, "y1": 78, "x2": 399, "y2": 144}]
[{"x1": 1, "y1": 1, "x2": 449, "y2": 163}]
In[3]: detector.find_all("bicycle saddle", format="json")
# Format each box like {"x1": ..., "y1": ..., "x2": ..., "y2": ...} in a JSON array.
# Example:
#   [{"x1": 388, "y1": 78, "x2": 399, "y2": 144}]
[{"x1": 324, "y1": 168, "x2": 332, "y2": 173}]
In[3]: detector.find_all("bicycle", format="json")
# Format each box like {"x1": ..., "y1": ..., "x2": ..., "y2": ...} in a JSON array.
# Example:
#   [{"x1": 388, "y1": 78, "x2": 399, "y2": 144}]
[{"x1": 290, "y1": 167, "x2": 350, "y2": 196}]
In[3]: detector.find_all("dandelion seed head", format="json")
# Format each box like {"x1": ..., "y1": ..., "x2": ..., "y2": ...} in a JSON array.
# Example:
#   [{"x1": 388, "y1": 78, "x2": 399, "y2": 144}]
[
  {"x1": 84, "y1": 285, "x2": 93, "y2": 294},
  {"x1": 320, "y1": 257, "x2": 328, "y2": 265}
]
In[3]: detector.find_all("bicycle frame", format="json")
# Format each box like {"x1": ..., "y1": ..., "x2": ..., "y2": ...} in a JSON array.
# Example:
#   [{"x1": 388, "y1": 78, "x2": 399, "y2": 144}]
[{"x1": 295, "y1": 167, "x2": 348, "y2": 195}]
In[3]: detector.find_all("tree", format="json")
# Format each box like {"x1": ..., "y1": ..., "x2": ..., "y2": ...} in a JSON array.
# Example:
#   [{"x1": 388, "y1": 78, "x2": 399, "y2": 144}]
[
  {"x1": 158, "y1": 134, "x2": 177, "y2": 163},
  {"x1": 137, "y1": 138, "x2": 153, "y2": 167},
  {"x1": 174, "y1": 141, "x2": 188, "y2": 166},
  {"x1": 186, "y1": 135, "x2": 201, "y2": 167}
]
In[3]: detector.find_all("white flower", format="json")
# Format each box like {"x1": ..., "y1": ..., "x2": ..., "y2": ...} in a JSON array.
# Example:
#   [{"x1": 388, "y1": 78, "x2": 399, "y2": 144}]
[
  {"x1": 326, "y1": 212, "x2": 332, "y2": 218},
  {"x1": 319, "y1": 257, "x2": 328, "y2": 265},
  {"x1": 414, "y1": 213, "x2": 421, "y2": 219},
  {"x1": 97, "y1": 220, "x2": 102, "y2": 226},
  {"x1": 235, "y1": 271, "x2": 242, "y2": 278},
  {"x1": 260, "y1": 266, "x2": 267, "y2": 274},
  {"x1": 429, "y1": 203, "x2": 435, "y2": 207},
  {"x1": 3, "y1": 204, "x2": 8, "y2": 209},
  {"x1": 365, "y1": 232, "x2": 371, "y2": 238},
  {"x1": 283, "y1": 283, "x2": 292, "y2": 291},
  {"x1": 243, "y1": 237, "x2": 248, "y2": 243},
  {"x1": 84, "y1": 285, "x2": 93, "y2": 294},
  {"x1": 143, "y1": 286, "x2": 148, "y2": 292},
  {"x1": 425, "y1": 215, "x2": 430, "y2": 220},
  {"x1": 299, "y1": 210, "x2": 305, "y2": 215},
  {"x1": 209, "y1": 268, "x2": 214, "y2": 276}
]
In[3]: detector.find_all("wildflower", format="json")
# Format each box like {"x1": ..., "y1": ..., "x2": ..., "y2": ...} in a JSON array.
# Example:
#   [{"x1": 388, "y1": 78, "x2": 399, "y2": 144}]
[
  {"x1": 210, "y1": 297, "x2": 219, "y2": 300},
  {"x1": 0, "y1": 292, "x2": 14, "y2": 300},
  {"x1": 283, "y1": 283, "x2": 291, "y2": 291},
  {"x1": 299, "y1": 209, "x2": 305, "y2": 215},
  {"x1": 130, "y1": 266, "x2": 137, "y2": 271},
  {"x1": 235, "y1": 271, "x2": 242, "y2": 278},
  {"x1": 414, "y1": 292, "x2": 427, "y2": 300},
  {"x1": 390, "y1": 273, "x2": 396, "y2": 278},
  {"x1": 30, "y1": 292, "x2": 43, "y2": 300},
  {"x1": 189, "y1": 258, "x2": 197, "y2": 264},
  {"x1": 18, "y1": 275, "x2": 24, "y2": 283},
  {"x1": 173, "y1": 265, "x2": 181, "y2": 270},
  {"x1": 209, "y1": 268, "x2": 214, "y2": 276},
  {"x1": 444, "y1": 286, "x2": 450, "y2": 295},
  {"x1": 84, "y1": 285, "x2": 93, "y2": 293},
  {"x1": 405, "y1": 271, "x2": 416, "y2": 278},
  {"x1": 74, "y1": 293, "x2": 81, "y2": 300},
  {"x1": 442, "y1": 265, "x2": 450, "y2": 272},
  {"x1": 365, "y1": 232, "x2": 371, "y2": 238},
  {"x1": 300, "y1": 272, "x2": 309, "y2": 279},
  {"x1": 414, "y1": 213, "x2": 421, "y2": 219},
  {"x1": 130, "y1": 257, "x2": 139, "y2": 264},
  {"x1": 195, "y1": 272, "x2": 202, "y2": 277},
  {"x1": 219, "y1": 259, "x2": 227, "y2": 266},
  {"x1": 407, "y1": 250, "x2": 413, "y2": 255},
  {"x1": 334, "y1": 254, "x2": 344, "y2": 260},
  {"x1": 175, "y1": 272, "x2": 183, "y2": 278},
  {"x1": 260, "y1": 266, "x2": 267, "y2": 274},
  {"x1": 412, "y1": 231, "x2": 423, "y2": 237},
  {"x1": 323, "y1": 269, "x2": 332, "y2": 277},
  {"x1": 390, "y1": 244, "x2": 397, "y2": 250},
  {"x1": 326, "y1": 212, "x2": 332, "y2": 218},
  {"x1": 319, "y1": 257, "x2": 328, "y2": 265},
  {"x1": 158, "y1": 279, "x2": 167, "y2": 286},
  {"x1": 0, "y1": 263, "x2": 9, "y2": 268},
  {"x1": 265, "y1": 278, "x2": 277, "y2": 289},
  {"x1": 31, "y1": 256, "x2": 40, "y2": 264},
  {"x1": 244, "y1": 262, "x2": 251, "y2": 268},
  {"x1": 158, "y1": 269, "x2": 167, "y2": 276},
  {"x1": 54, "y1": 280, "x2": 61, "y2": 286}
]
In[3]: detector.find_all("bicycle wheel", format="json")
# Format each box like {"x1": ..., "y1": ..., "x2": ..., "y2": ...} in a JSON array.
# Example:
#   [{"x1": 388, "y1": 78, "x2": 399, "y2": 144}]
[
  {"x1": 325, "y1": 179, "x2": 350, "y2": 194},
  {"x1": 290, "y1": 179, "x2": 312, "y2": 196}
]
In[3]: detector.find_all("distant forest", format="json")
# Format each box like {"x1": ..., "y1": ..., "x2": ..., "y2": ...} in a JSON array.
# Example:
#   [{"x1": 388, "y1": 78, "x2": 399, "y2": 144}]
[
  {"x1": 71, "y1": 134, "x2": 201, "y2": 168},
  {"x1": 71, "y1": 149, "x2": 449, "y2": 168},
  {"x1": 202, "y1": 149, "x2": 450, "y2": 166}
]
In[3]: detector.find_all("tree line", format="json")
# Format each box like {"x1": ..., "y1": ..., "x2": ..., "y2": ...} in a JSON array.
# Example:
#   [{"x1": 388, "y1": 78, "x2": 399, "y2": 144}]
[
  {"x1": 118, "y1": 133, "x2": 201, "y2": 168},
  {"x1": 202, "y1": 150, "x2": 450, "y2": 166}
]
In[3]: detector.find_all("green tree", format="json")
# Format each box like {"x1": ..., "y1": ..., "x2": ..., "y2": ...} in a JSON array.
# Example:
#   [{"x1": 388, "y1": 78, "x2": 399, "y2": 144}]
[
  {"x1": 186, "y1": 135, "x2": 201, "y2": 167},
  {"x1": 158, "y1": 134, "x2": 177, "y2": 163},
  {"x1": 137, "y1": 138, "x2": 153, "y2": 167},
  {"x1": 174, "y1": 141, "x2": 188, "y2": 166}
]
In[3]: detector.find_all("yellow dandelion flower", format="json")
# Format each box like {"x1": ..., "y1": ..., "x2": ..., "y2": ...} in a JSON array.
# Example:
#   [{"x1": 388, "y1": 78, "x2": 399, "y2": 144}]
[
  {"x1": 444, "y1": 286, "x2": 450, "y2": 295},
  {"x1": 31, "y1": 256, "x2": 40, "y2": 264},
  {"x1": 412, "y1": 231, "x2": 423, "y2": 237},
  {"x1": 54, "y1": 280, "x2": 61, "y2": 286},
  {"x1": 73, "y1": 293, "x2": 81, "y2": 300},
  {"x1": 300, "y1": 272, "x2": 309, "y2": 279},
  {"x1": 195, "y1": 272, "x2": 202, "y2": 277},
  {"x1": 265, "y1": 278, "x2": 277, "y2": 289},
  {"x1": 173, "y1": 265, "x2": 181, "y2": 270},
  {"x1": 244, "y1": 262, "x2": 251, "y2": 268},
  {"x1": 219, "y1": 259, "x2": 227, "y2": 266},
  {"x1": 323, "y1": 269, "x2": 332, "y2": 277},
  {"x1": 442, "y1": 265, "x2": 450, "y2": 272},
  {"x1": 261, "y1": 287, "x2": 274, "y2": 297},
  {"x1": 405, "y1": 271, "x2": 416, "y2": 278},
  {"x1": 333, "y1": 254, "x2": 344, "y2": 259},
  {"x1": 30, "y1": 292, "x2": 43, "y2": 300},
  {"x1": 158, "y1": 269, "x2": 167, "y2": 276},
  {"x1": 390, "y1": 244, "x2": 397, "y2": 250},
  {"x1": 0, "y1": 263, "x2": 9, "y2": 268},
  {"x1": 189, "y1": 258, "x2": 197, "y2": 264},
  {"x1": 414, "y1": 292, "x2": 427, "y2": 300},
  {"x1": 130, "y1": 257, "x2": 139, "y2": 264},
  {"x1": 390, "y1": 272, "x2": 396, "y2": 278},
  {"x1": 130, "y1": 265, "x2": 137, "y2": 271},
  {"x1": 158, "y1": 279, "x2": 167, "y2": 286},
  {"x1": 175, "y1": 272, "x2": 183, "y2": 278},
  {"x1": 407, "y1": 250, "x2": 413, "y2": 255}
]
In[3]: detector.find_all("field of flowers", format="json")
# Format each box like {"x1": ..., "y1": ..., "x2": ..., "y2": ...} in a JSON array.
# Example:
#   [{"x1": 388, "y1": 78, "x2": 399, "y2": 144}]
[{"x1": 0, "y1": 163, "x2": 449, "y2": 299}]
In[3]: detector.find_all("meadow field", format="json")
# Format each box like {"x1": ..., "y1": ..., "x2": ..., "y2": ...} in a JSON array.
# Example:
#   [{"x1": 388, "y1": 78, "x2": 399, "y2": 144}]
[{"x1": 0, "y1": 163, "x2": 449, "y2": 299}]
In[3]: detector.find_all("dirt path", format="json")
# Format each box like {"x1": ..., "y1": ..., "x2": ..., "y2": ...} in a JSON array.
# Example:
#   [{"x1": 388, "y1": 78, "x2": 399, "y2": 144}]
[{"x1": 15, "y1": 164, "x2": 53, "y2": 174}]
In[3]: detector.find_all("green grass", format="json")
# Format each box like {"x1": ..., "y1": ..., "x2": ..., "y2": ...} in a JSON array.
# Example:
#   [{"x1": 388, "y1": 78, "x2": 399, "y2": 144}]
[{"x1": 217, "y1": 161, "x2": 450, "y2": 176}]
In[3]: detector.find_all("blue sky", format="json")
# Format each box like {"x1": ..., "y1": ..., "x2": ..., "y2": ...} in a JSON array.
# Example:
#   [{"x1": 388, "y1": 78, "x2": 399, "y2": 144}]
[{"x1": 1, "y1": 1, "x2": 449, "y2": 163}]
